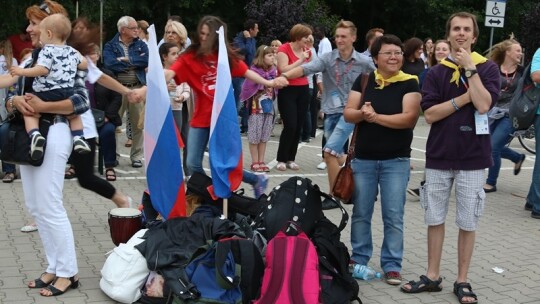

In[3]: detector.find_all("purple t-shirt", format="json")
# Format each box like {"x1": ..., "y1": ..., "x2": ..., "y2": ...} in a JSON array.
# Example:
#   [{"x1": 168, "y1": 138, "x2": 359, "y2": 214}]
[{"x1": 421, "y1": 58, "x2": 500, "y2": 170}]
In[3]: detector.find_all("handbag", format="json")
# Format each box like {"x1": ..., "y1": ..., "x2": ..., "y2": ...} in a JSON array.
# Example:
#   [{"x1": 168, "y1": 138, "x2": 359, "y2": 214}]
[
  {"x1": 332, "y1": 73, "x2": 369, "y2": 203},
  {"x1": 509, "y1": 63, "x2": 540, "y2": 130},
  {"x1": 0, "y1": 114, "x2": 52, "y2": 166},
  {"x1": 92, "y1": 108, "x2": 106, "y2": 128}
]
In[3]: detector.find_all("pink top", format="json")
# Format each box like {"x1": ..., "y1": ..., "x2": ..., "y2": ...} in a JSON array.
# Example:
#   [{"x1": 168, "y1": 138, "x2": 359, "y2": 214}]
[{"x1": 277, "y1": 43, "x2": 308, "y2": 86}]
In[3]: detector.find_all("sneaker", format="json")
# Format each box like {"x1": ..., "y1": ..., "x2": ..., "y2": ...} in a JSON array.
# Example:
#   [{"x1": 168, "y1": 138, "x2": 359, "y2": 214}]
[
  {"x1": 317, "y1": 161, "x2": 327, "y2": 170},
  {"x1": 384, "y1": 271, "x2": 403, "y2": 285},
  {"x1": 407, "y1": 188, "x2": 420, "y2": 197},
  {"x1": 30, "y1": 133, "x2": 46, "y2": 160},
  {"x1": 73, "y1": 137, "x2": 91, "y2": 154},
  {"x1": 253, "y1": 174, "x2": 269, "y2": 198},
  {"x1": 525, "y1": 201, "x2": 533, "y2": 211}
]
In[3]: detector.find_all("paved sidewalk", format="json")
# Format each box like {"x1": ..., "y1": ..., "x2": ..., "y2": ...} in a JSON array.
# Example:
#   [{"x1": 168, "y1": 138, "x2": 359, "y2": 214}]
[{"x1": 0, "y1": 121, "x2": 538, "y2": 303}]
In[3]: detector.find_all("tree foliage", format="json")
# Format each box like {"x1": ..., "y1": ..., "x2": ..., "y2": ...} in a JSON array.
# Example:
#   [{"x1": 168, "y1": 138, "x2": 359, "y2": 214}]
[
  {"x1": 245, "y1": 0, "x2": 339, "y2": 45},
  {"x1": 519, "y1": 2, "x2": 540, "y2": 64}
]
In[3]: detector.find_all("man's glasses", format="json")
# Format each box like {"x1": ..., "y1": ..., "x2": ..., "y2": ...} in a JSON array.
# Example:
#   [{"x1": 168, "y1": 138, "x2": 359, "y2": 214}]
[
  {"x1": 126, "y1": 26, "x2": 139, "y2": 31},
  {"x1": 378, "y1": 51, "x2": 404, "y2": 57}
]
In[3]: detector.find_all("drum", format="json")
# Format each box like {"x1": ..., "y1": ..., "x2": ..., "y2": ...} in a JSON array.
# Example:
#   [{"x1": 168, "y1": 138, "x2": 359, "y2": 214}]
[{"x1": 108, "y1": 208, "x2": 142, "y2": 246}]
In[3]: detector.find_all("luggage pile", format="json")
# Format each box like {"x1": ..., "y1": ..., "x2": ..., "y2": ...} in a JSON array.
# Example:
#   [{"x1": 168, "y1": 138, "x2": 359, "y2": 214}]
[{"x1": 100, "y1": 174, "x2": 362, "y2": 304}]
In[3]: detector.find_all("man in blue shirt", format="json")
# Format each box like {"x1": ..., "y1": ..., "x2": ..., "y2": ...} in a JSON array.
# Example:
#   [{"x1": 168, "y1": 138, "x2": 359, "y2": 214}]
[
  {"x1": 103, "y1": 16, "x2": 148, "y2": 168},
  {"x1": 233, "y1": 19, "x2": 259, "y2": 133}
]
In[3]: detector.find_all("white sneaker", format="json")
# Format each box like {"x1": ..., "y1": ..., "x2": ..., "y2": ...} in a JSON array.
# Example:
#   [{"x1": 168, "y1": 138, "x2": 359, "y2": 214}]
[
  {"x1": 30, "y1": 133, "x2": 46, "y2": 160},
  {"x1": 73, "y1": 137, "x2": 91, "y2": 154},
  {"x1": 317, "y1": 161, "x2": 327, "y2": 170}
]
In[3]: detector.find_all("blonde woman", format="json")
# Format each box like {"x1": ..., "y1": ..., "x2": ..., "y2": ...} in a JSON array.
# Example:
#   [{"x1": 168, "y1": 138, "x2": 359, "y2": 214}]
[
  {"x1": 483, "y1": 39, "x2": 526, "y2": 193},
  {"x1": 164, "y1": 20, "x2": 188, "y2": 52}
]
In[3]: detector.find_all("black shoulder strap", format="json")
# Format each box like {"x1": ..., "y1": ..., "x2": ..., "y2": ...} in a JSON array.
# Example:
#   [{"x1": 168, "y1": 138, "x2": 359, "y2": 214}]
[
  {"x1": 215, "y1": 240, "x2": 241, "y2": 290},
  {"x1": 319, "y1": 189, "x2": 349, "y2": 232}
]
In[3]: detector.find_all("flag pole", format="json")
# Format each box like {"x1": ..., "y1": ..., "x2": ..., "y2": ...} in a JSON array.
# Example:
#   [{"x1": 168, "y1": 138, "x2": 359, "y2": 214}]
[{"x1": 223, "y1": 198, "x2": 228, "y2": 218}]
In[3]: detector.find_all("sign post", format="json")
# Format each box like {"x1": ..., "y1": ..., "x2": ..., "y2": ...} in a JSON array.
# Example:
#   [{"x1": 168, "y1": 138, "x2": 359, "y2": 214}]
[{"x1": 485, "y1": 0, "x2": 507, "y2": 55}]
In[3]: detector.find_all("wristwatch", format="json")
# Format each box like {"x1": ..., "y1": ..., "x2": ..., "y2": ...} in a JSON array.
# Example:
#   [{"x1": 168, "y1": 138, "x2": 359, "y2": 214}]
[{"x1": 464, "y1": 69, "x2": 478, "y2": 78}]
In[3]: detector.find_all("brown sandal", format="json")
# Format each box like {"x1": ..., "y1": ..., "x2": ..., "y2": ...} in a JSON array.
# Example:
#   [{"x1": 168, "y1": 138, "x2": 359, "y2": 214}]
[
  {"x1": 64, "y1": 166, "x2": 76, "y2": 179},
  {"x1": 105, "y1": 168, "x2": 116, "y2": 181}
]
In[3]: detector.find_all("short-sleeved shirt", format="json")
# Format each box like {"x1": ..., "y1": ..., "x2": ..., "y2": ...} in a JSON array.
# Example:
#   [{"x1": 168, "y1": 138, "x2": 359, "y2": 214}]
[
  {"x1": 33, "y1": 44, "x2": 80, "y2": 92},
  {"x1": 277, "y1": 43, "x2": 308, "y2": 86},
  {"x1": 531, "y1": 48, "x2": 540, "y2": 114},
  {"x1": 351, "y1": 72, "x2": 420, "y2": 160},
  {"x1": 170, "y1": 51, "x2": 248, "y2": 127},
  {"x1": 302, "y1": 49, "x2": 375, "y2": 114}
]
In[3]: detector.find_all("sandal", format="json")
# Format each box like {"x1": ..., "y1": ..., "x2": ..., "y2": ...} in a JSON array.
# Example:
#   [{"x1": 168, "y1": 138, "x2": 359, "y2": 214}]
[
  {"x1": 125, "y1": 139, "x2": 132, "y2": 147},
  {"x1": 28, "y1": 272, "x2": 56, "y2": 289},
  {"x1": 401, "y1": 275, "x2": 443, "y2": 293},
  {"x1": 286, "y1": 162, "x2": 300, "y2": 170},
  {"x1": 64, "y1": 166, "x2": 76, "y2": 179},
  {"x1": 250, "y1": 163, "x2": 261, "y2": 172},
  {"x1": 2, "y1": 172, "x2": 15, "y2": 183},
  {"x1": 259, "y1": 162, "x2": 270, "y2": 172},
  {"x1": 453, "y1": 281, "x2": 478, "y2": 304},
  {"x1": 40, "y1": 276, "x2": 79, "y2": 297},
  {"x1": 276, "y1": 162, "x2": 286, "y2": 171},
  {"x1": 105, "y1": 168, "x2": 117, "y2": 181}
]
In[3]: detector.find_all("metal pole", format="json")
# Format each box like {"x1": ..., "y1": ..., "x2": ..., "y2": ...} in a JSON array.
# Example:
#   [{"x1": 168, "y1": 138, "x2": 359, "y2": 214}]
[
  {"x1": 100, "y1": 0, "x2": 104, "y2": 61},
  {"x1": 488, "y1": 27, "x2": 494, "y2": 57},
  {"x1": 76, "y1": 1, "x2": 79, "y2": 18}
]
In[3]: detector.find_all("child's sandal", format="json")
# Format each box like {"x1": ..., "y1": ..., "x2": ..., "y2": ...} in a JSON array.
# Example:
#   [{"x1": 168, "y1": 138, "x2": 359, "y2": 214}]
[
  {"x1": 259, "y1": 162, "x2": 270, "y2": 172},
  {"x1": 250, "y1": 163, "x2": 261, "y2": 172}
]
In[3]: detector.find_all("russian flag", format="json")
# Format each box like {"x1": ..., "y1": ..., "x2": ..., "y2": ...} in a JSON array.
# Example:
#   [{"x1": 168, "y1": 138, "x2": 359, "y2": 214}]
[
  {"x1": 208, "y1": 26, "x2": 243, "y2": 199},
  {"x1": 143, "y1": 25, "x2": 186, "y2": 218}
]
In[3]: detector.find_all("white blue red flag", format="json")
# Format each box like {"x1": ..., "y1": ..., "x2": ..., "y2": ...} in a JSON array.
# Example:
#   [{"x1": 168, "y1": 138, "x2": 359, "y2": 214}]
[
  {"x1": 208, "y1": 26, "x2": 243, "y2": 198},
  {"x1": 143, "y1": 25, "x2": 186, "y2": 218}
]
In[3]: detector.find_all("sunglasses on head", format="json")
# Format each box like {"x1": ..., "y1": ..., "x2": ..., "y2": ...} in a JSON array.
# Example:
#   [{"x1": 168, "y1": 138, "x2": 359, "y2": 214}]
[{"x1": 39, "y1": 2, "x2": 51, "y2": 15}]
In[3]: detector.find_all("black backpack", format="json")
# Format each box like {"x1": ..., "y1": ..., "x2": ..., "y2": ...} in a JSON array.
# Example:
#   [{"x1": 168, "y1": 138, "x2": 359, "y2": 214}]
[
  {"x1": 253, "y1": 176, "x2": 348, "y2": 240},
  {"x1": 312, "y1": 218, "x2": 362, "y2": 304}
]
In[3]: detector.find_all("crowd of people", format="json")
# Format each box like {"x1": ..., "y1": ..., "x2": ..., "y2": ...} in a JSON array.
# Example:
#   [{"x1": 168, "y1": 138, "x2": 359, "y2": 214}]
[{"x1": 0, "y1": 1, "x2": 539, "y2": 303}]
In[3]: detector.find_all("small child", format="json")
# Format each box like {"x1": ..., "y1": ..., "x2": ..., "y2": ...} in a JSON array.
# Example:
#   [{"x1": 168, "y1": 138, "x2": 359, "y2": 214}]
[
  {"x1": 10, "y1": 14, "x2": 89, "y2": 160},
  {"x1": 240, "y1": 45, "x2": 276, "y2": 172}
]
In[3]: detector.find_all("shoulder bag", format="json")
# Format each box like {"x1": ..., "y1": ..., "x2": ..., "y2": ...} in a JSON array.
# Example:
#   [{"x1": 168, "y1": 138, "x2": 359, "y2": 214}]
[
  {"x1": 509, "y1": 63, "x2": 540, "y2": 130},
  {"x1": 332, "y1": 73, "x2": 369, "y2": 203}
]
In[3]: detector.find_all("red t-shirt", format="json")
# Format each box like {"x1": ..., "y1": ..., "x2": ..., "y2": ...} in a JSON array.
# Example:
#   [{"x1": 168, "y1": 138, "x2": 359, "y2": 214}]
[
  {"x1": 170, "y1": 51, "x2": 248, "y2": 127},
  {"x1": 277, "y1": 43, "x2": 308, "y2": 86},
  {"x1": 8, "y1": 34, "x2": 32, "y2": 63}
]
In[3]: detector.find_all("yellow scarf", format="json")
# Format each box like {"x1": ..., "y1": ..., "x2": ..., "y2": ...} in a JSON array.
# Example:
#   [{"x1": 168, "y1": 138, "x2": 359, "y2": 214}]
[
  {"x1": 439, "y1": 52, "x2": 487, "y2": 86},
  {"x1": 374, "y1": 70, "x2": 418, "y2": 89}
]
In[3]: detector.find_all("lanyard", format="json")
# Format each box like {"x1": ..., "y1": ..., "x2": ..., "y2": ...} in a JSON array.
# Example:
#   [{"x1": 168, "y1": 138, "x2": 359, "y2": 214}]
[
  {"x1": 335, "y1": 59, "x2": 354, "y2": 87},
  {"x1": 502, "y1": 70, "x2": 516, "y2": 91},
  {"x1": 460, "y1": 75, "x2": 469, "y2": 90}
]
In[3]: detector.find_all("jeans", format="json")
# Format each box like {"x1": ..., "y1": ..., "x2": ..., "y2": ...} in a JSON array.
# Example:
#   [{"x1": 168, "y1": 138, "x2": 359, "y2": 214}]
[
  {"x1": 232, "y1": 77, "x2": 248, "y2": 131},
  {"x1": 97, "y1": 121, "x2": 117, "y2": 168},
  {"x1": 486, "y1": 116, "x2": 522, "y2": 186},
  {"x1": 350, "y1": 157, "x2": 410, "y2": 273},
  {"x1": 527, "y1": 115, "x2": 540, "y2": 212},
  {"x1": 186, "y1": 127, "x2": 258, "y2": 186}
]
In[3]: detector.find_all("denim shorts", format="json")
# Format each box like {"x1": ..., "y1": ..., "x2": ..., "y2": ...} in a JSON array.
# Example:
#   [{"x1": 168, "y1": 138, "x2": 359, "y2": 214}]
[{"x1": 323, "y1": 113, "x2": 354, "y2": 157}]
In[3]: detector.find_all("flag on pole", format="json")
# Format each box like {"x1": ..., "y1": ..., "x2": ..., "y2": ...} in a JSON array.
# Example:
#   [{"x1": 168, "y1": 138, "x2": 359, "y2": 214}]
[
  {"x1": 143, "y1": 24, "x2": 186, "y2": 218},
  {"x1": 208, "y1": 26, "x2": 243, "y2": 199}
]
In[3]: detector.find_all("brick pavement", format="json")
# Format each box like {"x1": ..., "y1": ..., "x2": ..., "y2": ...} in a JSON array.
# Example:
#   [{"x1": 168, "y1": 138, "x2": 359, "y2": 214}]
[{"x1": 0, "y1": 121, "x2": 538, "y2": 303}]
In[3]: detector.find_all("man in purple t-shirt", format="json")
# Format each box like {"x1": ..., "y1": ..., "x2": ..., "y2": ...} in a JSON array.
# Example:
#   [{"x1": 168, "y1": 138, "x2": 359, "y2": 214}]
[{"x1": 401, "y1": 12, "x2": 500, "y2": 304}]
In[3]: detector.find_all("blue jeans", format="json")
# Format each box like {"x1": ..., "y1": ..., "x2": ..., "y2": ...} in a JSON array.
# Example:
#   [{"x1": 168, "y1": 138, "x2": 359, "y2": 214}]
[
  {"x1": 486, "y1": 116, "x2": 522, "y2": 186},
  {"x1": 324, "y1": 113, "x2": 354, "y2": 156},
  {"x1": 527, "y1": 115, "x2": 540, "y2": 212},
  {"x1": 97, "y1": 121, "x2": 117, "y2": 168},
  {"x1": 350, "y1": 157, "x2": 410, "y2": 273},
  {"x1": 187, "y1": 127, "x2": 258, "y2": 185}
]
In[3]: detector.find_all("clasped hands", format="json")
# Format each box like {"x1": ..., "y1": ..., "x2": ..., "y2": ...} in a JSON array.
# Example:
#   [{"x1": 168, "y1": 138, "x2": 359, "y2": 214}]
[{"x1": 361, "y1": 102, "x2": 378, "y2": 123}]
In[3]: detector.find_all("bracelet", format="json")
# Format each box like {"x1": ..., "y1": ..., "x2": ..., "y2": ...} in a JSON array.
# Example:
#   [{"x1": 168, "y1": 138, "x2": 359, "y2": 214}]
[
  {"x1": 450, "y1": 98, "x2": 459, "y2": 111},
  {"x1": 8, "y1": 97, "x2": 16, "y2": 113}
]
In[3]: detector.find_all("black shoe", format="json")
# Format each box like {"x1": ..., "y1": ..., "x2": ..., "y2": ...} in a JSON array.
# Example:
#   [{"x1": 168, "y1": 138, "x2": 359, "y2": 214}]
[
  {"x1": 483, "y1": 185, "x2": 497, "y2": 193},
  {"x1": 407, "y1": 188, "x2": 420, "y2": 197},
  {"x1": 525, "y1": 202, "x2": 533, "y2": 211},
  {"x1": 514, "y1": 154, "x2": 526, "y2": 175},
  {"x1": 532, "y1": 211, "x2": 540, "y2": 219}
]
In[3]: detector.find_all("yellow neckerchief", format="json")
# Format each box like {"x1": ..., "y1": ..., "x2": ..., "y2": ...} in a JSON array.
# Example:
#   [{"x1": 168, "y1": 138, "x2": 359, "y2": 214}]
[
  {"x1": 374, "y1": 70, "x2": 418, "y2": 89},
  {"x1": 439, "y1": 52, "x2": 487, "y2": 86}
]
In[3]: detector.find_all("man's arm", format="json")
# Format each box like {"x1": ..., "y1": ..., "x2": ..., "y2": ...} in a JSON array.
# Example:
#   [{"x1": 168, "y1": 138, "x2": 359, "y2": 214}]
[
  {"x1": 531, "y1": 48, "x2": 540, "y2": 84},
  {"x1": 128, "y1": 42, "x2": 149, "y2": 68},
  {"x1": 102, "y1": 42, "x2": 128, "y2": 73}
]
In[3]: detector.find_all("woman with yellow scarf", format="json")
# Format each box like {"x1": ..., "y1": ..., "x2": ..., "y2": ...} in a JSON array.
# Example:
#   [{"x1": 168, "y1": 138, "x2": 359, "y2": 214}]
[{"x1": 343, "y1": 34, "x2": 421, "y2": 286}]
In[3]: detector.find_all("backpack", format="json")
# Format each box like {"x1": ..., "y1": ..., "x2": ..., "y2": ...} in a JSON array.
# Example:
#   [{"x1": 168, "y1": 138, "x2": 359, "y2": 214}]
[
  {"x1": 186, "y1": 172, "x2": 266, "y2": 217},
  {"x1": 174, "y1": 238, "x2": 264, "y2": 304},
  {"x1": 253, "y1": 222, "x2": 320, "y2": 304},
  {"x1": 312, "y1": 218, "x2": 362, "y2": 304},
  {"x1": 253, "y1": 176, "x2": 348, "y2": 240},
  {"x1": 509, "y1": 63, "x2": 540, "y2": 130}
]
